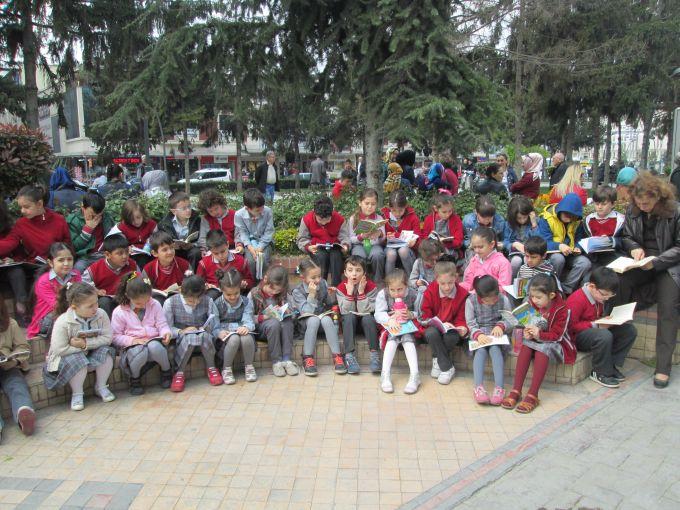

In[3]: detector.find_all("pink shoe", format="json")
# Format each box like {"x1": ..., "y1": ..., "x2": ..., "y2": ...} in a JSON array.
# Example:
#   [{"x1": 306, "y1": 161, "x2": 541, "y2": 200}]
[
  {"x1": 474, "y1": 385, "x2": 490, "y2": 405},
  {"x1": 490, "y1": 386, "x2": 505, "y2": 406}
]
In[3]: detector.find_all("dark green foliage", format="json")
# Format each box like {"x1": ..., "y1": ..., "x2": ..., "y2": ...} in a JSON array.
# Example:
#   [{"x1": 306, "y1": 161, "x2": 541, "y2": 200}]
[{"x1": 0, "y1": 124, "x2": 53, "y2": 196}]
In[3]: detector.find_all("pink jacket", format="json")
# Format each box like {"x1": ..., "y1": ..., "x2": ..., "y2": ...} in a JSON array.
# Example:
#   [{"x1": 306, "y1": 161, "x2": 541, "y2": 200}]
[
  {"x1": 461, "y1": 251, "x2": 512, "y2": 292},
  {"x1": 27, "y1": 269, "x2": 82, "y2": 338},
  {"x1": 111, "y1": 298, "x2": 171, "y2": 348}
]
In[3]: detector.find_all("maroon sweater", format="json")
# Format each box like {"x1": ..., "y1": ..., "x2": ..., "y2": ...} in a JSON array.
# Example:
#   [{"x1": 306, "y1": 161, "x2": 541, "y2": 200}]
[
  {"x1": 0, "y1": 209, "x2": 71, "y2": 261},
  {"x1": 196, "y1": 252, "x2": 254, "y2": 289},
  {"x1": 86, "y1": 258, "x2": 138, "y2": 296},
  {"x1": 419, "y1": 281, "x2": 469, "y2": 330},
  {"x1": 566, "y1": 287, "x2": 604, "y2": 339},
  {"x1": 117, "y1": 220, "x2": 157, "y2": 248},
  {"x1": 143, "y1": 257, "x2": 190, "y2": 291}
]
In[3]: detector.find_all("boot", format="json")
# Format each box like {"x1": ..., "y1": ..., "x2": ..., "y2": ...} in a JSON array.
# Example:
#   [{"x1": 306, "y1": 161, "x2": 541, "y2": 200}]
[
  {"x1": 129, "y1": 377, "x2": 144, "y2": 396},
  {"x1": 160, "y1": 369, "x2": 173, "y2": 389}
]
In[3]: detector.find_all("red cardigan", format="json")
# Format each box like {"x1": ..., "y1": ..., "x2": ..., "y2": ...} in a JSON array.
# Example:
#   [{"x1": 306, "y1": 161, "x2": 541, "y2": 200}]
[
  {"x1": 302, "y1": 210, "x2": 345, "y2": 247},
  {"x1": 510, "y1": 172, "x2": 541, "y2": 199},
  {"x1": 86, "y1": 258, "x2": 138, "y2": 296},
  {"x1": 420, "y1": 212, "x2": 464, "y2": 251},
  {"x1": 527, "y1": 293, "x2": 577, "y2": 364},
  {"x1": 381, "y1": 206, "x2": 421, "y2": 239},
  {"x1": 143, "y1": 256, "x2": 190, "y2": 291},
  {"x1": 117, "y1": 220, "x2": 157, "y2": 248},
  {"x1": 565, "y1": 287, "x2": 604, "y2": 340},
  {"x1": 0, "y1": 209, "x2": 71, "y2": 261},
  {"x1": 196, "y1": 252, "x2": 254, "y2": 289},
  {"x1": 419, "y1": 281, "x2": 468, "y2": 329},
  {"x1": 205, "y1": 210, "x2": 237, "y2": 247}
]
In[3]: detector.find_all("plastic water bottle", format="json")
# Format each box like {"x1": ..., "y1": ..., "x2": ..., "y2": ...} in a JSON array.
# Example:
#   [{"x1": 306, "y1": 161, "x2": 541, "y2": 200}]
[{"x1": 393, "y1": 298, "x2": 407, "y2": 323}]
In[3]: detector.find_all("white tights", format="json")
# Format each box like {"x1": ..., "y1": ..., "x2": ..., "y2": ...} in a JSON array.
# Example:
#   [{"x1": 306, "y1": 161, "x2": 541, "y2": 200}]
[
  {"x1": 68, "y1": 356, "x2": 114, "y2": 395},
  {"x1": 381, "y1": 339, "x2": 419, "y2": 375}
]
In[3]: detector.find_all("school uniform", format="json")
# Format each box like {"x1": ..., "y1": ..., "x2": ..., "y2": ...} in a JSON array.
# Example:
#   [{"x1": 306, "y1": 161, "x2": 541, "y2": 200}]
[
  {"x1": 336, "y1": 279, "x2": 379, "y2": 353},
  {"x1": 198, "y1": 210, "x2": 241, "y2": 251},
  {"x1": 196, "y1": 252, "x2": 254, "y2": 299},
  {"x1": 214, "y1": 295, "x2": 256, "y2": 368},
  {"x1": 248, "y1": 285, "x2": 294, "y2": 363},
  {"x1": 27, "y1": 269, "x2": 81, "y2": 339},
  {"x1": 142, "y1": 257, "x2": 191, "y2": 292},
  {"x1": 234, "y1": 206, "x2": 275, "y2": 280},
  {"x1": 347, "y1": 213, "x2": 386, "y2": 282},
  {"x1": 374, "y1": 287, "x2": 420, "y2": 348},
  {"x1": 290, "y1": 280, "x2": 341, "y2": 357},
  {"x1": 82, "y1": 258, "x2": 139, "y2": 317},
  {"x1": 296, "y1": 211, "x2": 351, "y2": 286}
]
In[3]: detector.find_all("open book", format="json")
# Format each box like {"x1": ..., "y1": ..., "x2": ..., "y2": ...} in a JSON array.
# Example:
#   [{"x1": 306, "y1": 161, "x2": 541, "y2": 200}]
[
  {"x1": 0, "y1": 256, "x2": 46, "y2": 268},
  {"x1": 469, "y1": 334, "x2": 510, "y2": 352},
  {"x1": 386, "y1": 230, "x2": 419, "y2": 248},
  {"x1": 0, "y1": 350, "x2": 30, "y2": 363},
  {"x1": 316, "y1": 242, "x2": 345, "y2": 251},
  {"x1": 152, "y1": 283, "x2": 181, "y2": 298},
  {"x1": 262, "y1": 303, "x2": 290, "y2": 321},
  {"x1": 502, "y1": 277, "x2": 530, "y2": 300},
  {"x1": 299, "y1": 309, "x2": 335, "y2": 320},
  {"x1": 594, "y1": 302, "x2": 637, "y2": 326},
  {"x1": 130, "y1": 245, "x2": 152, "y2": 256},
  {"x1": 607, "y1": 256, "x2": 656, "y2": 274},
  {"x1": 184, "y1": 314, "x2": 215, "y2": 335},
  {"x1": 174, "y1": 231, "x2": 199, "y2": 244},
  {"x1": 384, "y1": 319, "x2": 419, "y2": 337},
  {"x1": 500, "y1": 302, "x2": 543, "y2": 328},
  {"x1": 579, "y1": 236, "x2": 614, "y2": 254},
  {"x1": 426, "y1": 316, "x2": 457, "y2": 335},
  {"x1": 428, "y1": 231, "x2": 454, "y2": 243},
  {"x1": 354, "y1": 218, "x2": 387, "y2": 235}
]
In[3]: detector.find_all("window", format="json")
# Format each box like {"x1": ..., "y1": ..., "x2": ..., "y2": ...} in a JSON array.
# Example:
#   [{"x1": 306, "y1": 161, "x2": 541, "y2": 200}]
[{"x1": 64, "y1": 86, "x2": 80, "y2": 140}]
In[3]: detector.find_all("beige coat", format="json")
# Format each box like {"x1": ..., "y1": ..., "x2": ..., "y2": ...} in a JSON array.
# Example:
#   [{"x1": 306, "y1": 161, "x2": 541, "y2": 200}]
[
  {"x1": 0, "y1": 319, "x2": 30, "y2": 371},
  {"x1": 47, "y1": 308, "x2": 113, "y2": 372}
]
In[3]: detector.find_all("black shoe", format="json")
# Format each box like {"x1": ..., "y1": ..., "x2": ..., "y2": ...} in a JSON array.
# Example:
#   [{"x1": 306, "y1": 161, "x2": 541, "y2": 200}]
[
  {"x1": 129, "y1": 377, "x2": 145, "y2": 396},
  {"x1": 589, "y1": 371, "x2": 620, "y2": 388},
  {"x1": 302, "y1": 356, "x2": 318, "y2": 377},
  {"x1": 653, "y1": 376, "x2": 669, "y2": 388},
  {"x1": 612, "y1": 367, "x2": 626, "y2": 382},
  {"x1": 160, "y1": 369, "x2": 173, "y2": 389}
]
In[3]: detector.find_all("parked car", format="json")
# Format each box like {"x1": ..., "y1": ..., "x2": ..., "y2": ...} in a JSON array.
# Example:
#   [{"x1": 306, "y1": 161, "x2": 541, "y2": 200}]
[{"x1": 177, "y1": 168, "x2": 232, "y2": 185}]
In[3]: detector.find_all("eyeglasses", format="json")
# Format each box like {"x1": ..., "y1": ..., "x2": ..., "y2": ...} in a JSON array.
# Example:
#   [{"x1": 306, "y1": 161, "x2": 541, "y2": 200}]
[{"x1": 593, "y1": 288, "x2": 616, "y2": 300}]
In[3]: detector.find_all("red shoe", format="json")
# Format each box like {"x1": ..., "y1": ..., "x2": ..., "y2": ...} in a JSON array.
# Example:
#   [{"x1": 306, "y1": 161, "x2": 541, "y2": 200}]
[
  {"x1": 170, "y1": 371, "x2": 185, "y2": 392},
  {"x1": 207, "y1": 367, "x2": 223, "y2": 386},
  {"x1": 17, "y1": 406, "x2": 35, "y2": 436}
]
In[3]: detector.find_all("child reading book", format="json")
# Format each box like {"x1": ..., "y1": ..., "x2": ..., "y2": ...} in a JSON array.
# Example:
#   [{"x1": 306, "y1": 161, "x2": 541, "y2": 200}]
[{"x1": 348, "y1": 188, "x2": 386, "y2": 282}]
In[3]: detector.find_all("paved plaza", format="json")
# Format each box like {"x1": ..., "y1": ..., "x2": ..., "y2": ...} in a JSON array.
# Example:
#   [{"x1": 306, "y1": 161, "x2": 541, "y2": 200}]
[{"x1": 0, "y1": 356, "x2": 672, "y2": 509}]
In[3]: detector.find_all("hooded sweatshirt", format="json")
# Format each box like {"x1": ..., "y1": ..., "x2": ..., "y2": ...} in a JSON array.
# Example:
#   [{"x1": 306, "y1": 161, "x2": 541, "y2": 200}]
[{"x1": 538, "y1": 193, "x2": 584, "y2": 251}]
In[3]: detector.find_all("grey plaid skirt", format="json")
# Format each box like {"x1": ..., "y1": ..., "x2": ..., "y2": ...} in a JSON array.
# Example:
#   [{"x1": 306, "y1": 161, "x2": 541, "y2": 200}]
[
  {"x1": 522, "y1": 338, "x2": 564, "y2": 363},
  {"x1": 174, "y1": 332, "x2": 213, "y2": 366},
  {"x1": 43, "y1": 345, "x2": 116, "y2": 390}
]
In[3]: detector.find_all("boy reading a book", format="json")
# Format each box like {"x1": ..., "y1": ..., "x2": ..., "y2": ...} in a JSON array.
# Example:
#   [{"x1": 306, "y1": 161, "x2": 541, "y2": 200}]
[
  {"x1": 234, "y1": 188, "x2": 275, "y2": 280},
  {"x1": 420, "y1": 261, "x2": 469, "y2": 385},
  {"x1": 142, "y1": 231, "x2": 192, "y2": 305},
  {"x1": 157, "y1": 191, "x2": 202, "y2": 271},
  {"x1": 462, "y1": 196, "x2": 507, "y2": 252},
  {"x1": 296, "y1": 195, "x2": 351, "y2": 286},
  {"x1": 197, "y1": 230, "x2": 254, "y2": 300},
  {"x1": 82, "y1": 234, "x2": 138, "y2": 317},
  {"x1": 581, "y1": 185, "x2": 625, "y2": 267},
  {"x1": 566, "y1": 267, "x2": 637, "y2": 388},
  {"x1": 516, "y1": 236, "x2": 556, "y2": 281}
]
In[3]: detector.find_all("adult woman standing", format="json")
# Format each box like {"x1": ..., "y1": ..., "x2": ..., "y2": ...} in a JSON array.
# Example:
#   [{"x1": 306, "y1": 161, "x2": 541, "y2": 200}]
[
  {"x1": 510, "y1": 153, "x2": 542, "y2": 199},
  {"x1": 549, "y1": 164, "x2": 588, "y2": 206},
  {"x1": 474, "y1": 164, "x2": 508, "y2": 197},
  {"x1": 496, "y1": 153, "x2": 518, "y2": 191},
  {"x1": 616, "y1": 172, "x2": 680, "y2": 388}
]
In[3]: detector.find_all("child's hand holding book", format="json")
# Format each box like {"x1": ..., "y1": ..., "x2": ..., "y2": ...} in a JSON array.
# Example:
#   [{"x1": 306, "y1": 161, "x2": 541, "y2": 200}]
[
  {"x1": 524, "y1": 325, "x2": 540, "y2": 339},
  {"x1": 490, "y1": 325, "x2": 504, "y2": 337},
  {"x1": 69, "y1": 337, "x2": 87, "y2": 349}
]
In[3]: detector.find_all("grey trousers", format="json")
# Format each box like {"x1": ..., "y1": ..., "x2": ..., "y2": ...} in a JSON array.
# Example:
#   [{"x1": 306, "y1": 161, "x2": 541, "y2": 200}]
[
  {"x1": 0, "y1": 368, "x2": 33, "y2": 430},
  {"x1": 222, "y1": 333, "x2": 256, "y2": 367},
  {"x1": 548, "y1": 253, "x2": 591, "y2": 294},
  {"x1": 125, "y1": 341, "x2": 171, "y2": 378},
  {"x1": 351, "y1": 244, "x2": 385, "y2": 282},
  {"x1": 509, "y1": 254, "x2": 523, "y2": 279},
  {"x1": 300, "y1": 316, "x2": 340, "y2": 356},
  {"x1": 575, "y1": 323, "x2": 637, "y2": 377},
  {"x1": 384, "y1": 246, "x2": 416, "y2": 277},
  {"x1": 244, "y1": 246, "x2": 271, "y2": 280},
  {"x1": 342, "y1": 314, "x2": 379, "y2": 352},
  {"x1": 258, "y1": 318, "x2": 294, "y2": 363}
]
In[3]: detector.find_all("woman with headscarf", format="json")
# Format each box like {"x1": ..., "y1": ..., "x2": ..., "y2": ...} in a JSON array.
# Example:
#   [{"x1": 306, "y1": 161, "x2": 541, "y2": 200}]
[
  {"x1": 510, "y1": 153, "x2": 543, "y2": 199},
  {"x1": 47, "y1": 167, "x2": 85, "y2": 211}
]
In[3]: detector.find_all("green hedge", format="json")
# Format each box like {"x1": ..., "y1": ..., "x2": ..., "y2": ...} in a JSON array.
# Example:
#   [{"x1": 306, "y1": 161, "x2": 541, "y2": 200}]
[{"x1": 169, "y1": 178, "x2": 311, "y2": 194}]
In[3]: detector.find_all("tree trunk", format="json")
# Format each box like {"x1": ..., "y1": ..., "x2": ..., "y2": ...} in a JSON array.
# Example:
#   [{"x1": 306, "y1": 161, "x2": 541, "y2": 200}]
[
  {"x1": 293, "y1": 133, "x2": 301, "y2": 191},
  {"x1": 235, "y1": 122, "x2": 243, "y2": 193},
  {"x1": 20, "y1": 2, "x2": 39, "y2": 130},
  {"x1": 560, "y1": 130, "x2": 567, "y2": 155},
  {"x1": 640, "y1": 109, "x2": 653, "y2": 171},
  {"x1": 564, "y1": 100, "x2": 577, "y2": 162},
  {"x1": 183, "y1": 128, "x2": 190, "y2": 194},
  {"x1": 157, "y1": 115, "x2": 167, "y2": 172},
  {"x1": 592, "y1": 116, "x2": 600, "y2": 185},
  {"x1": 617, "y1": 121, "x2": 623, "y2": 163},
  {"x1": 666, "y1": 109, "x2": 674, "y2": 170},
  {"x1": 365, "y1": 111, "x2": 382, "y2": 202},
  {"x1": 512, "y1": 0, "x2": 525, "y2": 167},
  {"x1": 604, "y1": 118, "x2": 612, "y2": 186}
]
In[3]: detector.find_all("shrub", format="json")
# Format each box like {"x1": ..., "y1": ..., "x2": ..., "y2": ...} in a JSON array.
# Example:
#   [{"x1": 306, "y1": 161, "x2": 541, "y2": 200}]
[
  {"x1": 103, "y1": 190, "x2": 172, "y2": 222},
  {"x1": 0, "y1": 124, "x2": 53, "y2": 196},
  {"x1": 169, "y1": 178, "x2": 311, "y2": 194},
  {"x1": 272, "y1": 191, "x2": 325, "y2": 229},
  {"x1": 273, "y1": 228, "x2": 299, "y2": 255}
]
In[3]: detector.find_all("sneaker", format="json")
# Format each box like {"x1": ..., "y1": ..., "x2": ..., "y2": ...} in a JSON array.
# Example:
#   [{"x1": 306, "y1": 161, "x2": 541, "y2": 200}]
[
  {"x1": 302, "y1": 355, "x2": 318, "y2": 377},
  {"x1": 71, "y1": 393, "x2": 84, "y2": 411},
  {"x1": 474, "y1": 385, "x2": 490, "y2": 404},
  {"x1": 207, "y1": 367, "x2": 224, "y2": 386},
  {"x1": 381, "y1": 372, "x2": 393, "y2": 393},
  {"x1": 129, "y1": 377, "x2": 144, "y2": 396},
  {"x1": 590, "y1": 371, "x2": 620, "y2": 388},
  {"x1": 369, "y1": 350, "x2": 381, "y2": 374},
  {"x1": 170, "y1": 371, "x2": 186, "y2": 392},
  {"x1": 245, "y1": 365, "x2": 257, "y2": 382},
  {"x1": 345, "y1": 352, "x2": 360, "y2": 374},
  {"x1": 437, "y1": 367, "x2": 456, "y2": 385},
  {"x1": 272, "y1": 361, "x2": 286, "y2": 377},
  {"x1": 613, "y1": 367, "x2": 626, "y2": 382},
  {"x1": 431, "y1": 358, "x2": 441, "y2": 379},
  {"x1": 160, "y1": 369, "x2": 173, "y2": 389},
  {"x1": 95, "y1": 385, "x2": 116, "y2": 403},
  {"x1": 404, "y1": 372, "x2": 421, "y2": 394},
  {"x1": 283, "y1": 360, "x2": 299, "y2": 376},
  {"x1": 333, "y1": 354, "x2": 347, "y2": 374},
  {"x1": 222, "y1": 367, "x2": 236, "y2": 385},
  {"x1": 17, "y1": 406, "x2": 35, "y2": 436},
  {"x1": 490, "y1": 386, "x2": 505, "y2": 406}
]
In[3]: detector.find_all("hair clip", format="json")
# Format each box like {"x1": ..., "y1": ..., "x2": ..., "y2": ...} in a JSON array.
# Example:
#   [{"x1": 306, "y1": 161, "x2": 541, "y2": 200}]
[
  {"x1": 66, "y1": 281, "x2": 73, "y2": 290},
  {"x1": 127, "y1": 271, "x2": 138, "y2": 282},
  {"x1": 143, "y1": 277, "x2": 151, "y2": 286}
]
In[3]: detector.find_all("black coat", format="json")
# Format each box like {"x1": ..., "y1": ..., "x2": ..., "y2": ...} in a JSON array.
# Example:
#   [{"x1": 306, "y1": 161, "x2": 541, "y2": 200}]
[
  {"x1": 157, "y1": 210, "x2": 201, "y2": 241},
  {"x1": 255, "y1": 162, "x2": 280, "y2": 193},
  {"x1": 549, "y1": 162, "x2": 569, "y2": 187},
  {"x1": 474, "y1": 178, "x2": 508, "y2": 197}
]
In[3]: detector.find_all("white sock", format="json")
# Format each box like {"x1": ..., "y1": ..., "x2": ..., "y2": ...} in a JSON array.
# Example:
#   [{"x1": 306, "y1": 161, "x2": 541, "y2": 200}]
[
  {"x1": 403, "y1": 342, "x2": 419, "y2": 376},
  {"x1": 382, "y1": 340, "x2": 397, "y2": 374}
]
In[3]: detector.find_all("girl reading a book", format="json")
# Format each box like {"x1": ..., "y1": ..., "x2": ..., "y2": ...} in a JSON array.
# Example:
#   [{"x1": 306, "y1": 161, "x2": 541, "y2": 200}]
[
  {"x1": 291, "y1": 258, "x2": 344, "y2": 376},
  {"x1": 465, "y1": 276, "x2": 513, "y2": 405},
  {"x1": 248, "y1": 265, "x2": 298, "y2": 377},
  {"x1": 461, "y1": 227, "x2": 512, "y2": 292},
  {"x1": 116, "y1": 199, "x2": 157, "y2": 269},
  {"x1": 348, "y1": 188, "x2": 386, "y2": 282},
  {"x1": 162, "y1": 275, "x2": 220, "y2": 392},
  {"x1": 374, "y1": 269, "x2": 421, "y2": 394},
  {"x1": 503, "y1": 196, "x2": 540, "y2": 278},
  {"x1": 501, "y1": 274, "x2": 574, "y2": 413},
  {"x1": 420, "y1": 194, "x2": 463, "y2": 258},
  {"x1": 214, "y1": 269, "x2": 257, "y2": 385},
  {"x1": 111, "y1": 273, "x2": 173, "y2": 395},
  {"x1": 27, "y1": 242, "x2": 81, "y2": 339},
  {"x1": 44, "y1": 282, "x2": 116, "y2": 411},
  {"x1": 382, "y1": 190, "x2": 421, "y2": 276}
]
